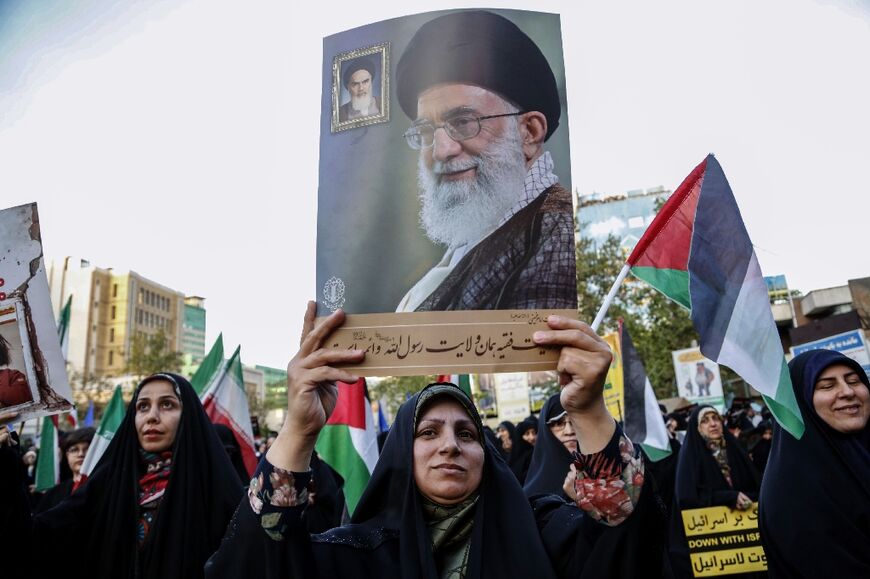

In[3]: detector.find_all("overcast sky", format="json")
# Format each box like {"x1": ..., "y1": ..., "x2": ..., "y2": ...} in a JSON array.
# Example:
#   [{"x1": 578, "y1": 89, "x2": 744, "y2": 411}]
[{"x1": 1, "y1": 0, "x2": 868, "y2": 369}]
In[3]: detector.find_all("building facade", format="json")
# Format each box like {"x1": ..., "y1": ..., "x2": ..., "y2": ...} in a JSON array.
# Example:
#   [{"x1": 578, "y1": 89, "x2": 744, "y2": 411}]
[
  {"x1": 47, "y1": 257, "x2": 185, "y2": 380},
  {"x1": 182, "y1": 296, "x2": 207, "y2": 365},
  {"x1": 577, "y1": 186, "x2": 672, "y2": 251}
]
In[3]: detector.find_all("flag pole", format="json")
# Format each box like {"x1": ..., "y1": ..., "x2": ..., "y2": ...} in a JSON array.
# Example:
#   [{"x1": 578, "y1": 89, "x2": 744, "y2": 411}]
[{"x1": 591, "y1": 264, "x2": 631, "y2": 332}]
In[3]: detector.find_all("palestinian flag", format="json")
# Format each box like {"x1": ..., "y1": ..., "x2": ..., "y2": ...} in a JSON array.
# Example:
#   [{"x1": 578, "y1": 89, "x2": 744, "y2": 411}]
[
  {"x1": 626, "y1": 154, "x2": 803, "y2": 438},
  {"x1": 201, "y1": 346, "x2": 257, "y2": 476},
  {"x1": 315, "y1": 378, "x2": 378, "y2": 515},
  {"x1": 191, "y1": 334, "x2": 224, "y2": 396},
  {"x1": 81, "y1": 385, "x2": 125, "y2": 476},
  {"x1": 436, "y1": 374, "x2": 472, "y2": 398},
  {"x1": 57, "y1": 295, "x2": 72, "y2": 361},
  {"x1": 34, "y1": 415, "x2": 59, "y2": 491},
  {"x1": 619, "y1": 320, "x2": 671, "y2": 461}
]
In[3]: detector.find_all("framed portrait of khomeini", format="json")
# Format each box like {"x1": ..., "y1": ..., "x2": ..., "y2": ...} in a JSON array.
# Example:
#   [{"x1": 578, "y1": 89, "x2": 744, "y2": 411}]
[{"x1": 331, "y1": 42, "x2": 389, "y2": 132}]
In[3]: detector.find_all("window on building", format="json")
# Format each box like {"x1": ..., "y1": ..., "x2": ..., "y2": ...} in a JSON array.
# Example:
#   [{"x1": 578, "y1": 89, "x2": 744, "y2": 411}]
[
  {"x1": 138, "y1": 289, "x2": 144, "y2": 305},
  {"x1": 111, "y1": 305, "x2": 116, "y2": 320},
  {"x1": 110, "y1": 327, "x2": 115, "y2": 342},
  {"x1": 108, "y1": 350, "x2": 114, "y2": 366},
  {"x1": 112, "y1": 283, "x2": 118, "y2": 298}
]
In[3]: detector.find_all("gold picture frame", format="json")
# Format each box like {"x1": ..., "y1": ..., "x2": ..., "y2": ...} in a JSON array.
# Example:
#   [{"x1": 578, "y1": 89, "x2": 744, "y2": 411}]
[{"x1": 331, "y1": 42, "x2": 390, "y2": 133}]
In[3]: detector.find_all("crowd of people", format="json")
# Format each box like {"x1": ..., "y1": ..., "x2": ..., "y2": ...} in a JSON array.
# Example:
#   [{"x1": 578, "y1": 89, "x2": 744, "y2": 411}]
[{"x1": 0, "y1": 302, "x2": 867, "y2": 578}]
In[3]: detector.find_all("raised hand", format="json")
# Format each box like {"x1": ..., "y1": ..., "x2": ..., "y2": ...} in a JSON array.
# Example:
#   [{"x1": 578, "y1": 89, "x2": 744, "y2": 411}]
[
  {"x1": 533, "y1": 315, "x2": 615, "y2": 453},
  {"x1": 0, "y1": 410, "x2": 18, "y2": 447},
  {"x1": 267, "y1": 302, "x2": 364, "y2": 471}
]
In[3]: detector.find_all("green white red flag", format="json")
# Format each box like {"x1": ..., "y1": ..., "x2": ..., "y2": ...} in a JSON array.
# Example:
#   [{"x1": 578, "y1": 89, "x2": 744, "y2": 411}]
[
  {"x1": 191, "y1": 334, "x2": 224, "y2": 396},
  {"x1": 201, "y1": 346, "x2": 257, "y2": 476},
  {"x1": 34, "y1": 415, "x2": 59, "y2": 491},
  {"x1": 81, "y1": 385, "x2": 125, "y2": 476}
]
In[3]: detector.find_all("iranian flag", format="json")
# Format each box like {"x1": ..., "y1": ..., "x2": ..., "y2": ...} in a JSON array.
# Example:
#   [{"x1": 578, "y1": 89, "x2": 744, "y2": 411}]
[
  {"x1": 81, "y1": 385, "x2": 125, "y2": 476},
  {"x1": 436, "y1": 374, "x2": 472, "y2": 397},
  {"x1": 201, "y1": 346, "x2": 257, "y2": 476},
  {"x1": 57, "y1": 295, "x2": 72, "y2": 361},
  {"x1": 618, "y1": 320, "x2": 672, "y2": 461},
  {"x1": 622, "y1": 154, "x2": 803, "y2": 438},
  {"x1": 315, "y1": 378, "x2": 378, "y2": 515},
  {"x1": 34, "y1": 415, "x2": 59, "y2": 491},
  {"x1": 191, "y1": 334, "x2": 224, "y2": 396}
]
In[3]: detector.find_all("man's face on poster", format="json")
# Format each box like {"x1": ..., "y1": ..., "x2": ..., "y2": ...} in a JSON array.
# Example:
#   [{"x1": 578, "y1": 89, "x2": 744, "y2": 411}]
[
  {"x1": 414, "y1": 83, "x2": 528, "y2": 249},
  {"x1": 347, "y1": 68, "x2": 373, "y2": 112}
]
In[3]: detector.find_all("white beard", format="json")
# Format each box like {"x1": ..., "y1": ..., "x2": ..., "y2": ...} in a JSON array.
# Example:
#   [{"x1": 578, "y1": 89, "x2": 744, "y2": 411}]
[
  {"x1": 351, "y1": 93, "x2": 373, "y2": 114},
  {"x1": 417, "y1": 120, "x2": 527, "y2": 248}
]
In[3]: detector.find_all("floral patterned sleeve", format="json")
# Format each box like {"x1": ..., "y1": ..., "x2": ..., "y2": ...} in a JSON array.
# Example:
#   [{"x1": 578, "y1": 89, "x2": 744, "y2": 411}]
[
  {"x1": 572, "y1": 424, "x2": 644, "y2": 527},
  {"x1": 247, "y1": 458, "x2": 311, "y2": 541}
]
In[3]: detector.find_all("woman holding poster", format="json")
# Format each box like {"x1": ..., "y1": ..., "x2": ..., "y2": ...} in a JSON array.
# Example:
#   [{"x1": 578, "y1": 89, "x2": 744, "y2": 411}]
[{"x1": 205, "y1": 304, "x2": 665, "y2": 578}]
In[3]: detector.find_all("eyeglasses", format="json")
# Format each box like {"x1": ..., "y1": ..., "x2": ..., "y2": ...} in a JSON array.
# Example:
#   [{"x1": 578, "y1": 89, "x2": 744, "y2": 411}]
[
  {"x1": 546, "y1": 412, "x2": 570, "y2": 431},
  {"x1": 402, "y1": 111, "x2": 526, "y2": 150}
]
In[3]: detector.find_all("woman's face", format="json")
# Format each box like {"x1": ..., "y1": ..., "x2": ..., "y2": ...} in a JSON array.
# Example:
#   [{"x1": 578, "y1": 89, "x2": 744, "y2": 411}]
[
  {"x1": 813, "y1": 364, "x2": 870, "y2": 434},
  {"x1": 134, "y1": 380, "x2": 183, "y2": 453},
  {"x1": 547, "y1": 414, "x2": 578, "y2": 453},
  {"x1": 66, "y1": 441, "x2": 89, "y2": 476},
  {"x1": 496, "y1": 426, "x2": 512, "y2": 450},
  {"x1": 698, "y1": 410, "x2": 724, "y2": 440},
  {"x1": 413, "y1": 398, "x2": 484, "y2": 505},
  {"x1": 522, "y1": 427, "x2": 537, "y2": 445}
]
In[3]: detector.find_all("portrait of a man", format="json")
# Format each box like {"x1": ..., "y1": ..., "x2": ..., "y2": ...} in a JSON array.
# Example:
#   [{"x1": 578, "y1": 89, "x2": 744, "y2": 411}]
[
  {"x1": 338, "y1": 57, "x2": 380, "y2": 122},
  {"x1": 394, "y1": 11, "x2": 577, "y2": 312}
]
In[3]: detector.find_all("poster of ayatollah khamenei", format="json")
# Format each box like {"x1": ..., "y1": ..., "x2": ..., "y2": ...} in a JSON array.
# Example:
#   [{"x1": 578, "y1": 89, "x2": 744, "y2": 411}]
[{"x1": 315, "y1": 8, "x2": 578, "y2": 376}]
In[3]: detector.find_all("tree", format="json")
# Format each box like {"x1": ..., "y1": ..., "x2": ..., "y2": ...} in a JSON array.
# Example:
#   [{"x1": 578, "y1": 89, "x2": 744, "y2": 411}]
[
  {"x1": 125, "y1": 329, "x2": 184, "y2": 378},
  {"x1": 576, "y1": 234, "x2": 698, "y2": 400},
  {"x1": 368, "y1": 375, "x2": 433, "y2": 419}
]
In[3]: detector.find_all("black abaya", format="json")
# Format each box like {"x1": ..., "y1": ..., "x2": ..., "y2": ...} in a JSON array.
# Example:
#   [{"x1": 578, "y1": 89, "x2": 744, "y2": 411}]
[
  {"x1": 206, "y1": 383, "x2": 666, "y2": 579},
  {"x1": 759, "y1": 350, "x2": 870, "y2": 578},
  {"x1": 669, "y1": 405, "x2": 761, "y2": 578},
  {"x1": 524, "y1": 394, "x2": 575, "y2": 499},
  {"x1": 1, "y1": 373, "x2": 243, "y2": 579}
]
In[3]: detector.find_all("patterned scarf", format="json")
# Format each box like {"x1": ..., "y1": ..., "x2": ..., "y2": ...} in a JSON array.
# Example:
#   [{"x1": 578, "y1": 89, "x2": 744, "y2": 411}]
[
  {"x1": 703, "y1": 437, "x2": 732, "y2": 488},
  {"x1": 420, "y1": 495, "x2": 478, "y2": 579},
  {"x1": 137, "y1": 449, "x2": 173, "y2": 548}
]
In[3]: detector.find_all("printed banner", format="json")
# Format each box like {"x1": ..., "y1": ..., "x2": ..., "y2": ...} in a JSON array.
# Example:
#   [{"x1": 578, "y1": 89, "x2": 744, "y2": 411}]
[
  {"x1": 0, "y1": 203, "x2": 72, "y2": 420},
  {"x1": 672, "y1": 347, "x2": 725, "y2": 412},
  {"x1": 602, "y1": 332, "x2": 625, "y2": 421},
  {"x1": 681, "y1": 503, "x2": 767, "y2": 576},
  {"x1": 493, "y1": 372, "x2": 530, "y2": 423},
  {"x1": 315, "y1": 9, "x2": 575, "y2": 375},
  {"x1": 790, "y1": 329, "x2": 870, "y2": 375},
  {"x1": 327, "y1": 309, "x2": 574, "y2": 376}
]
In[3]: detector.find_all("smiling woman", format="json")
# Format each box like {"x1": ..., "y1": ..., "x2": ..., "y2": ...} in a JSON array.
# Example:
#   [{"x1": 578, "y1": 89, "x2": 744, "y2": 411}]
[{"x1": 760, "y1": 350, "x2": 870, "y2": 578}]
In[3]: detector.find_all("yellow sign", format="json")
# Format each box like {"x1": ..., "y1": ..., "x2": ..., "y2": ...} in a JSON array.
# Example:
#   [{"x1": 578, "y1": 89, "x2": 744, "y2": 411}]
[
  {"x1": 681, "y1": 503, "x2": 767, "y2": 576},
  {"x1": 602, "y1": 332, "x2": 625, "y2": 422}
]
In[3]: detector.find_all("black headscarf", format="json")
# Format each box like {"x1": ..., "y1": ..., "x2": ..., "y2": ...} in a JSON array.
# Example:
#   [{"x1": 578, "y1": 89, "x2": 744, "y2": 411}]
[
  {"x1": 508, "y1": 418, "x2": 536, "y2": 484},
  {"x1": 213, "y1": 423, "x2": 250, "y2": 486},
  {"x1": 760, "y1": 350, "x2": 870, "y2": 577},
  {"x1": 31, "y1": 373, "x2": 243, "y2": 578},
  {"x1": 524, "y1": 394, "x2": 575, "y2": 499},
  {"x1": 496, "y1": 420, "x2": 515, "y2": 460},
  {"x1": 349, "y1": 382, "x2": 556, "y2": 579}
]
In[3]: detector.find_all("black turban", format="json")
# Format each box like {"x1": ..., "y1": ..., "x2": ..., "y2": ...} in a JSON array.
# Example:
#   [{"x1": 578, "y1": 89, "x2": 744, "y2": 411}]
[
  {"x1": 342, "y1": 57, "x2": 376, "y2": 88},
  {"x1": 396, "y1": 10, "x2": 561, "y2": 141}
]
